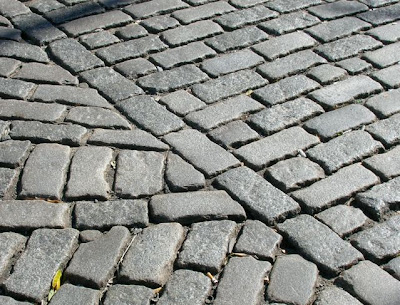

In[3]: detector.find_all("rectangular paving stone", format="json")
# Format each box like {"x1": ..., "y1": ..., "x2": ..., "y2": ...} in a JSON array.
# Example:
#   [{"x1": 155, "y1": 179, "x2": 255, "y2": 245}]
[
  {"x1": 103, "y1": 284, "x2": 153, "y2": 305},
  {"x1": 3, "y1": 228, "x2": 79, "y2": 302},
  {"x1": 337, "y1": 57, "x2": 373, "y2": 75},
  {"x1": 0, "y1": 27, "x2": 21, "y2": 42},
  {"x1": 80, "y1": 31, "x2": 120, "y2": 50},
  {"x1": 49, "y1": 38, "x2": 104, "y2": 73},
  {"x1": 253, "y1": 75, "x2": 320, "y2": 106},
  {"x1": 115, "y1": 150, "x2": 165, "y2": 198},
  {"x1": 137, "y1": 64, "x2": 208, "y2": 93},
  {"x1": 372, "y1": 64, "x2": 400, "y2": 89},
  {"x1": 44, "y1": 1, "x2": 104, "y2": 24},
  {"x1": 185, "y1": 95, "x2": 264, "y2": 131},
  {"x1": 0, "y1": 78, "x2": 35, "y2": 100},
  {"x1": 191, "y1": 70, "x2": 267, "y2": 104},
  {"x1": 114, "y1": 58, "x2": 156, "y2": 80},
  {"x1": 14, "y1": 63, "x2": 77, "y2": 86},
  {"x1": 249, "y1": 98, "x2": 324, "y2": 135},
  {"x1": 0, "y1": 0, "x2": 30, "y2": 18},
  {"x1": 292, "y1": 164, "x2": 378, "y2": 213},
  {"x1": 117, "y1": 96, "x2": 184, "y2": 136},
  {"x1": 0, "y1": 58, "x2": 20, "y2": 77},
  {"x1": 115, "y1": 24, "x2": 148, "y2": 40},
  {"x1": 61, "y1": 10, "x2": 132, "y2": 37},
  {"x1": 366, "y1": 113, "x2": 400, "y2": 146},
  {"x1": 215, "y1": 166, "x2": 300, "y2": 225},
  {"x1": 200, "y1": 49, "x2": 264, "y2": 77},
  {"x1": 316, "y1": 35, "x2": 382, "y2": 61},
  {"x1": 260, "y1": 11, "x2": 320, "y2": 35},
  {"x1": 205, "y1": 26, "x2": 268, "y2": 52},
  {"x1": 304, "y1": 104, "x2": 377, "y2": 140},
  {"x1": 66, "y1": 106, "x2": 130, "y2": 129},
  {"x1": 96, "y1": 35, "x2": 167, "y2": 65},
  {"x1": 164, "y1": 129, "x2": 240, "y2": 177},
  {"x1": 307, "y1": 130, "x2": 383, "y2": 174},
  {"x1": 161, "y1": 20, "x2": 223, "y2": 47},
  {"x1": 253, "y1": 31, "x2": 317, "y2": 60},
  {"x1": 0, "y1": 99, "x2": 67, "y2": 123},
  {"x1": 311, "y1": 75, "x2": 383, "y2": 108},
  {"x1": 47, "y1": 284, "x2": 100, "y2": 305},
  {"x1": 266, "y1": 0, "x2": 323, "y2": 13},
  {"x1": 0, "y1": 120, "x2": 10, "y2": 140},
  {"x1": 367, "y1": 22, "x2": 400, "y2": 43},
  {"x1": 74, "y1": 199, "x2": 148, "y2": 230},
  {"x1": 20, "y1": 143, "x2": 71, "y2": 200},
  {"x1": 308, "y1": 64, "x2": 348, "y2": 85},
  {"x1": 235, "y1": 126, "x2": 320, "y2": 169},
  {"x1": 213, "y1": 257, "x2": 271, "y2": 305},
  {"x1": 172, "y1": 1, "x2": 236, "y2": 24},
  {"x1": 308, "y1": 1, "x2": 368, "y2": 20},
  {"x1": 124, "y1": 0, "x2": 189, "y2": 18},
  {"x1": 0, "y1": 40, "x2": 49, "y2": 63},
  {"x1": 119, "y1": 223, "x2": 185, "y2": 287},
  {"x1": 363, "y1": 145, "x2": 400, "y2": 180},
  {"x1": 229, "y1": 0, "x2": 269, "y2": 7},
  {"x1": 65, "y1": 226, "x2": 131, "y2": 289},
  {"x1": 149, "y1": 191, "x2": 246, "y2": 224},
  {"x1": 0, "y1": 167, "x2": 19, "y2": 198},
  {"x1": 159, "y1": 90, "x2": 206, "y2": 116},
  {"x1": 0, "y1": 232, "x2": 26, "y2": 282},
  {"x1": 140, "y1": 15, "x2": 180, "y2": 33},
  {"x1": 28, "y1": 0, "x2": 65, "y2": 13},
  {"x1": 363, "y1": 42, "x2": 400, "y2": 68},
  {"x1": 0, "y1": 140, "x2": 30, "y2": 168},
  {"x1": 65, "y1": 146, "x2": 113, "y2": 200},
  {"x1": 357, "y1": 3, "x2": 400, "y2": 25},
  {"x1": 278, "y1": 214, "x2": 363, "y2": 275},
  {"x1": 359, "y1": 0, "x2": 399, "y2": 7},
  {"x1": 80, "y1": 67, "x2": 143, "y2": 102}
]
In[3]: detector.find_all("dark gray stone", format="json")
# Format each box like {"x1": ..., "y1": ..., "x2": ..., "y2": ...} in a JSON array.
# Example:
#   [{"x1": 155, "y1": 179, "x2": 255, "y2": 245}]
[
  {"x1": 337, "y1": 58, "x2": 372, "y2": 75},
  {"x1": 28, "y1": 0, "x2": 65, "y2": 13},
  {"x1": 80, "y1": 230, "x2": 103, "y2": 243},
  {"x1": 0, "y1": 167, "x2": 18, "y2": 198},
  {"x1": 0, "y1": 232, "x2": 27, "y2": 282},
  {"x1": 164, "y1": 129, "x2": 240, "y2": 177},
  {"x1": 3, "y1": 228, "x2": 79, "y2": 303},
  {"x1": 0, "y1": 0, "x2": 30, "y2": 17},
  {"x1": 314, "y1": 287, "x2": 363, "y2": 305},
  {"x1": 115, "y1": 150, "x2": 165, "y2": 198},
  {"x1": 117, "y1": 96, "x2": 184, "y2": 136},
  {"x1": 98, "y1": 0, "x2": 139, "y2": 8},
  {"x1": 213, "y1": 257, "x2": 271, "y2": 305},
  {"x1": 178, "y1": 220, "x2": 237, "y2": 273},
  {"x1": 119, "y1": 223, "x2": 185, "y2": 287},
  {"x1": 315, "y1": 205, "x2": 368, "y2": 237},
  {"x1": 173, "y1": 1, "x2": 235, "y2": 24},
  {"x1": 65, "y1": 146, "x2": 113, "y2": 200},
  {"x1": 384, "y1": 256, "x2": 400, "y2": 280},
  {"x1": 115, "y1": 24, "x2": 147, "y2": 40},
  {"x1": 65, "y1": 226, "x2": 131, "y2": 289},
  {"x1": 141, "y1": 15, "x2": 180, "y2": 33},
  {"x1": 363, "y1": 42, "x2": 400, "y2": 68},
  {"x1": 159, "y1": 90, "x2": 206, "y2": 116},
  {"x1": 209, "y1": 120, "x2": 259, "y2": 148},
  {"x1": 292, "y1": 164, "x2": 378, "y2": 213},
  {"x1": 268, "y1": 255, "x2": 318, "y2": 305},
  {"x1": 14, "y1": 63, "x2": 77, "y2": 85},
  {"x1": 230, "y1": 0, "x2": 269, "y2": 7},
  {"x1": 103, "y1": 284, "x2": 153, "y2": 305},
  {"x1": 307, "y1": 64, "x2": 347, "y2": 84},
  {"x1": 0, "y1": 78, "x2": 35, "y2": 100},
  {"x1": 359, "y1": 0, "x2": 398, "y2": 7},
  {"x1": 265, "y1": 157, "x2": 325, "y2": 192},
  {"x1": 44, "y1": 1, "x2": 104, "y2": 24},
  {"x1": 0, "y1": 140, "x2": 30, "y2": 168},
  {"x1": 0, "y1": 15, "x2": 11, "y2": 27},
  {"x1": 372, "y1": 64, "x2": 400, "y2": 89},
  {"x1": 308, "y1": 1, "x2": 368, "y2": 20},
  {"x1": 233, "y1": 220, "x2": 282, "y2": 260},
  {"x1": 367, "y1": 22, "x2": 400, "y2": 43},
  {"x1": 337, "y1": 260, "x2": 400, "y2": 305},
  {"x1": 150, "y1": 191, "x2": 246, "y2": 224},
  {"x1": 157, "y1": 269, "x2": 212, "y2": 305},
  {"x1": 192, "y1": 70, "x2": 267, "y2": 104},
  {"x1": 0, "y1": 200, "x2": 71, "y2": 230},
  {"x1": 74, "y1": 200, "x2": 149, "y2": 230},
  {"x1": 80, "y1": 31, "x2": 119, "y2": 50},
  {"x1": 278, "y1": 214, "x2": 363, "y2": 275},
  {"x1": 0, "y1": 40, "x2": 49, "y2": 63},
  {"x1": 235, "y1": 127, "x2": 320, "y2": 169},
  {"x1": 0, "y1": 27, "x2": 21, "y2": 41},
  {"x1": 363, "y1": 145, "x2": 400, "y2": 179},
  {"x1": 366, "y1": 113, "x2": 400, "y2": 146},
  {"x1": 259, "y1": 11, "x2": 320, "y2": 35},
  {"x1": 0, "y1": 57, "x2": 20, "y2": 77},
  {"x1": 304, "y1": 104, "x2": 377, "y2": 140},
  {"x1": 165, "y1": 153, "x2": 205, "y2": 191},
  {"x1": 215, "y1": 167, "x2": 300, "y2": 225},
  {"x1": 48, "y1": 284, "x2": 100, "y2": 305},
  {"x1": 307, "y1": 130, "x2": 384, "y2": 173},
  {"x1": 266, "y1": 0, "x2": 323, "y2": 13},
  {"x1": 49, "y1": 38, "x2": 104, "y2": 73},
  {"x1": 124, "y1": 0, "x2": 189, "y2": 18},
  {"x1": 357, "y1": 3, "x2": 400, "y2": 25},
  {"x1": 114, "y1": 58, "x2": 156, "y2": 79},
  {"x1": 0, "y1": 296, "x2": 33, "y2": 305}
]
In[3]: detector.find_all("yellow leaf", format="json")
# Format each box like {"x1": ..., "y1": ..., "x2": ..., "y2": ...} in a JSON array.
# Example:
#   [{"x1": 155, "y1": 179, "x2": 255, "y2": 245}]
[{"x1": 52, "y1": 269, "x2": 62, "y2": 290}]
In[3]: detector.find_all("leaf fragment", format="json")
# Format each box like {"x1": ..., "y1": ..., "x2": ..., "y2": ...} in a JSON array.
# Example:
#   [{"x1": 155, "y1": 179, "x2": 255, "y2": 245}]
[{"x1": 52, "y1": 269, "x2": 62, "y2": 291}]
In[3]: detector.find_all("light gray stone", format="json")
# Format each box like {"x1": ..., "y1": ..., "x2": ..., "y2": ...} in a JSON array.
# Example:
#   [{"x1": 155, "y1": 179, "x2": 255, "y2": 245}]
[
  {"x1": 0, "y1": 57, "x2": 20, "y2": 77},
  {"x1": 14, "y1": 62, "x2": 77, "y2": 85},
  {"x1": 0, "y1": 78, "x2": 36, "y2": 100},
  {"x1": 48, "y1": 284, "x2": 100, "y2": 305},
  {"x1": 365, "y1": 88, "x2": 400, "y2": 118},
  {"x1": 80, "y1": 230, "x2": 103, "y2": 243},
  {"x1": 307, "y1": 64, "x2": 347, "y2": 84},
  {"x1": 0, "y1": 232, "x2": 27, "y2": 282},
  {"x1": 0, "y1": 296, "x2": 33, "y2": 305},
  {"x1": 372, "y1": 64, "x2": 400, "y2": 89},
  {"x1": 363, "y1": 145, "x2": 400, "y2": 180},
  {"x1": 384, "y1": 256, "x2": 400, "y2": 280},
  {"x1": 209, "y1": 120, "x2": 260, "y2": 148},
  {"x1": 314, "y1": 287, "x2": 363, "y2": 305},
  {"x1": 0, "y1": 40, "x2": 49, "y2": 63},
  {"x1": 0, "y1": 167, "x2": 18, "y2": 198},
  {"x1": 159, "y1": 90, "x2": 206, "y2": 116},
  {"x1": 0, "y1": 140, "x2": 30, "y2": 168},
  {"x1": 366, "y1": 113, "x2": 400, "y2": 146},
  {"x1": 337, "y1": 57, "x2": 372, "y2": 75},
  {"x1": 363, "y1": 41, "x2": 400, "y2": 68},
  {"x1": 103, "y1": 284, "x2": 154, "y2": 305},
  {"x1": 66, "y1": 107, "x2": 131, "y2": 129}
]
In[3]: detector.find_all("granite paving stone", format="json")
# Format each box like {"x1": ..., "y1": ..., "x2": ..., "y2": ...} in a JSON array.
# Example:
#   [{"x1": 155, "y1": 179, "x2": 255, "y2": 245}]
[
  {"x1": 28, "y1": 0, "x2": 65, "y2": 14},
  {"x1": 365, "y1": 89, "x2": 400, "y2": 118},
  {"x1": 209, "y1": 120, "x2": 259, "y2": 148},
  {"x1": 215, "y1": 167, "x2": 300, "y2": 225},
  {"x1": 0, "y1": 140, "x2": 31, "y2": 168},
  {"x1": 366, "y1": 113, "x2": 400, "y2": 146},
  {"x1": 74, "y1": 200, "x2": 149, "y2": 230},
  {"x1": 98, "y1": 0, "x2": 139, "y2": 8},
  {"x1": 0, "y1": 0, "x2": 30, "y2": 18},
  {"x1": 159, "y1": 90, "x2": 206, "y2": 116},
  {"x1": 0, "y1": 27, "x2": 21, "y2": 41},
  {"x1": 172, "y1": 1, "x2": 236, "y2": 24},
  {"x1": 13, "y1": 63, "x2": 78, "y2": 85},
  {"x1": 44, "y1": 1, "x2": 104, "y2": 24},
  {"x1": 0, "y1": 232, "x2": 27, "y2": 282},
  {"x1": 278, "y1": 214, "x2": 364, "y2": 275},
  {"x1": 0, "y1": 15, "x2": 11, "y2": 26},
  {"x1": 3, "y1": 228, "x2": 79, "y2": 303},
  {"x1": 363, "y1": 145, "x2": 400, "y2": 179},
  {"x1": 103, "y1": 284, "x2": 154, "y2": 305},
  {"x1": 140, "y1": 15, "x2": 180, "y2": 33},
  {"x1": 0, "y1": 296, "x2": 33, "y2": 305},
  {"x1": 80, "y1": 31, "x2": 120, "y2": 49},
  {"x1": 0, "y1": 167, "x2": 18, "y2": 198},
  {"x1": 359, "y1": 0, "x2": 399, "y2": 7},
  {"x1": 337, "y1": 57, "x2": 372, "y2": 75},
  {"x1": 0, "y1": 58, "x2": 20, "y2": 77},
  {"x1": 80, "y1": 230, "x2": 103, "y2": 243},
  {"x1": 314, "y1": 287, "x2": 363, "y2": 305},
  {"x1": 48, "y1": 284, "x2": 100, "y2": 305},
  {"x1": 229, "y1": 0, "x2": 269, "y2": 7},
  {"x1": 0, "y1": 41, "x2": 49, "y2": 63},
  {"x1": 259, "y1": 11, "x2": 320, "y2": 35},
  {"x1": 357, "y1": 3, "x2": 400, "y2": 25},
  {"x1": 119, "y1": 223, "x2": 185, "y2": 287},
  {"x1": 124, "y1": 0, "x2": 189, "y2": 19},
  {"x1": 308, "y1": 1, "x2": 368, "y2": 20},
  {"x1": 363, "y1": 42, "x2": 400, "y2": 68},
  {"x1": 0, "y1": 119, "x2": 10, "y2": 140},
  {"x1": 111, "y1": 23, "x2": 146, "y2": 39},
  {"x1": 266, "y1": 0, "x2": 323, "y2": 13},
  {"x1": 0, "y1": 78, "x2": 36, "y2": 100},
  {"x1": 367, "y1": 22, "x2": 400, "y2": 43},
  {"x1": 384, "y1": 256, "x2": 400, "y2": 280},
  {"x1": 114, "y1": 58, "x2": 156, "y2": 80},
  {"x1": 372, "y1": 64, "x2": 400, "y2": 89}
]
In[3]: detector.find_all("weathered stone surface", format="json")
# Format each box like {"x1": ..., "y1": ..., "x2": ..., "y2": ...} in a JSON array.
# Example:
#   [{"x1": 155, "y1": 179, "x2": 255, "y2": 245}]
[
  {"x1": 0, "y1": 41, "x2": 49, "y2": 63},
  {"x1": 215, "y1": 167, "x2": 300, "y2": 225},
  {"x1": 0, "y1": 140, "x2": 30, "y2": 168},
  {"x1": 120, "y1": 223, "x2": 185, "y2": 287},
  {"x1": 366, "y1": 89, "x2": 400, "y2": 118},
  {"x1": 115, "y1": 150, "x2": 165, "y2": 198},
  {"x1": 80, "y1": 230, "x2": 103, "y2": 243},
  {"x1": 235, "y1": 127, "x2": 320, "y2": 169},
  {"x1": 117, "y1": 96, "x2": 184, "y2": 136},
  {"x1": 115, "y1": 58, "x2": 156, "y2": 80},
  {"x1": 66, "y1": 226, "x2": 131, "y2": 289},
  {"x1": 65, "y1": 146, "x2": 113, "y2": 200},
  {"x1": 363, "y1": 42, "x2": 400, "y2": 68},
  {"x1": 173, "y1": 1, "x2": 235, "y2": 24},
  {"x1": 0, "y1": 27, "x2": 21, "y2": 41},
  {"x1": 260, "y1": 11, "x2": 320, "y2": 35},
  {"x1": 314, "y1": 287, "x2": 363, "y2": 305},
  {"x1": 0, "y1": 232, "x2": 27, "y2": 282},
  {"x1": 48, "y1": 284, "x2": 100, "y2": 305},
  {"x1": 115, "y1": 24, "x2": 148, "y2": 40},
  {"x1": 0, "y1": 78, "x2": 35, "y2": 100},
  {"x1": 278, "y1": 215, "x2": 363, "y2": 275},
  {"x1": 157, "y1": 269, "x2": 212, "y2": 305},
  {"x1": 357, "y1": 3, "x2": 400, "y2": 25},
  {"x1": 213, "y1": 257, "x2": 271, "y2": 305},
  {"x1": 0, "y1": 58, "x2": 20, "y2": 77},
  {"x1": 44, "y1": 1, "x2": 104, "y2": 24},
  {"x1": 266, "y1": 0, "x2": 323, "y2": 12},
  {"x1": 230, "y1": 0, "x2": 269, "y2": 7},
  {"x1": 0, "y1": 168, "x2": 18, "y2": 198},
  {"x1": 0, "y1": 119, "x2": 10, "y2": 140},
  {"x1": 0, "y1": 200, "x2": 71, "y2": 230},
  {"x1": 80, "y1": 31, "x2": 119, "y2": 49},
  {"x1": 268, "y1": 255, "x2": 318, "y2": 305},
  {"x1": 178, "y1": 220, "x2": 237, "y2": 273},
  {"x1": 66, "y1": 107, "x2": 131, "y2": 129},
  {"x1": 140, "y1": 15, "x2": 180, "y2": 33},
  {"x1": 103, "y1": 284, "x2": 154, "y2": 305},
  {"x1": 307, "y1": 64, "x2": 347, "y2": 84},
  {"x1": 164, "y1": 129, "x2": 240, "y2": 177},
  {"x1": 13, "y1": 62, "x2": 77, "y2": 85},
  {"x1": 366, "y1": 113, "x2": 400, "y2": 146},
  {"x1": 124, "y1": 0, "x2": 189, "y2": 18},
  {"x1": 209, "y1": 120, "x2": 259, "y2": 148},
  {"x1": 0, "y1": 296, "x2": 33, "y2": 305},
  {"x1": 372, "y1": 64, "x2": 400, "y2": 89},
  {"x1": 74, "y1": 200, "x2": 149, "y2": 230},
  {"x1": 359, "y1": 0, "x2": 398, "y2": 7},
  {"x1": 337, "y1": 260, "x2": 400, "y2": 305},
  {"x1": 0, "y1": 0, "x2": 30, "y2": 17},
  {"x1": 308, "y1": 1, "x2": 368, "y2": 20},
  {"x1": 159, "y1": 90, "x2": 206, "y2": 116},
  {"x1": 337, "y1": 57, "x2": 372, "y2": 75},
  {"x1": 367, "y1": 22, "x2": 400, "y2": 43},
  {"x1": 363, "y1": 145, "x2": 400, "y2": 179},
  {"x1": 384, "y1": 256, "x2": 400, "y2": 280},
  {"x1": 3, "y1": 228, "x2": 79, "y2": 302},
  {"x1": 150, "y1": 191, "x2": 246, "y2": 224},
  {"x1": 234, "y1": 220, "x2": 282, "y2": 260},
  {"x1": 28, "y1": 0, "x2": 65, "y2": 13}
]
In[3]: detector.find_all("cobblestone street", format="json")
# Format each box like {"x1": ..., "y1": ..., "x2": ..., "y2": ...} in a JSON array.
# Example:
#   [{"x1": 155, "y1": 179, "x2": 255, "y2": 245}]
[{"x1": 0, "y1": 0, "x2": 400, "y2": 304}]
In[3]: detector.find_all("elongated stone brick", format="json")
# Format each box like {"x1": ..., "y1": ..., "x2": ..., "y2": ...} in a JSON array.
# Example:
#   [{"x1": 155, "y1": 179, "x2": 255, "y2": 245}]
[
  {"x1": 0, "y1": 40, "x2": 49, "y2": 63},
  {"x1": 47, "y1": 284, "x2": 100, "y2": 305},
  {"x1": 308, "y1": 1, "x2": 368, "y2": 20},
  {"x1": 124, "y1": 0, "x2": 189, "y2": 19},
  {"x1": 103, "y1": 285, "x2": 153, "y2": 305},
  {"x1": 363, "y1": 145, "x2": 400, "y2": 180},
  {"x1": 0, "y1": 140, "x2": 31, "y2": 168},
  {"x1": 0, "y1": 78, "x2": 35, "y2": 100}
]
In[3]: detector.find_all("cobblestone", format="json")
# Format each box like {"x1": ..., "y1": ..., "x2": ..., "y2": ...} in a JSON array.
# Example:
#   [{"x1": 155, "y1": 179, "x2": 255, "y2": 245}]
[
  {"x1": 0, "y1": 27, "x2": 21, "y2": 41},
  {"x1": 0, "y1": 296, "x2": 33, "y2": 305},
  {"x1": 384, "y1": 256, "x2": 400, "y2": 280},
  {"x1": 372, "y1": 64, "x2": 400, "y2": 89},
  {"x1": 0, "y1": 140, "x2": 30, "y2": 168},
  {"x1": 80, "y1": 31, "x2": 119, "y2": 49},
  {"x1": 48, "y1": 284, "x2": 100, "y2": 305},
  {"x1": 314, "y1": 287, "x2": 363, "y2": 305},
  {"x1": 115, "y1": 24, "x2": 147, "y2": 40},
  {"x1": 266, "y1": 0, "x2": 323, "y2": 13},
  {"x1": 159, "y1": 90, "x2": 206, "y2": 116},
  {"x1": 357, "y1": 3, "x2": 400, "y2": 25},
  {"x1": 28, "y1": 0, "x2": 64, "y2": 13},
  {"x1": 141, "y1": 15, "x2": 180, "y2": 33},
  {"x1": 0, "y1": 167, "x2": 18, "y2": 198},
  {"x1": 13, "y1": 63, "x2": 77, "y2": 85},
  {"x1": 337, "y1": 57, "x2": 372, "y2": 75},
  {"x1": 209, "y1": 121, "x2": 259, "y2": 148},
  {"x1": 308, "y1": 1, "x2": 368, "y2": 20},
  {"x1": 363, "y1": 42, "x2": 400, "y2": 68},
  {"x1": 259, "y1": 11, "x2": 320, "y2": 35},
  {"x1": 0, "y1": 58, "x2": 20, "y2": 77},
  {"x1": 366, "y1": 113, "x2": 400, "y2": 146},
  {"x1": 0, "y1": 78, "x2": 35, "y2": 100},
  {"x1": 0, "y1": 41, "x2": 49, "y2": 63},
  {"x1": 114, "y1": 58, "x2": 156, "y2": 79},
  {"x1": 367, "y1": 22, "x2": 400, "y2": 43},
  {"x1": 103, "y1": 284, "x2": 153, "y2": 305},
  {"x1": 44, "y1": 1, "x2": 103, "y2": 24},
  {"x1": 172, "y1": 1, "x2": 235, "y2": 24},
  {"x1": 124, "y1": 0, "x2": 189, "y2": 19},
  {"x1": 0, "y1": 232, "x2": 26, "y2": 282},
  {"x1": 363, "y1": 145, "x2": 400, "y2": 179},
  {"x1": 0, "y1": 0, "x2": 29, "y2": 17}
]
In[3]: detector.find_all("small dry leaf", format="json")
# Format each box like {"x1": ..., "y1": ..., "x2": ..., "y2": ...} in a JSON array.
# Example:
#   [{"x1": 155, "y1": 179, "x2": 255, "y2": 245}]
[
  {"x1": 52, "y1": 269, "x2": 62, "y2": 291},
  {"x1": 48, "y1": 289, "x2": 56, "y2": 301},
  {"x1": 245, "y1": 90, "x2": 253, "y2": 96}
]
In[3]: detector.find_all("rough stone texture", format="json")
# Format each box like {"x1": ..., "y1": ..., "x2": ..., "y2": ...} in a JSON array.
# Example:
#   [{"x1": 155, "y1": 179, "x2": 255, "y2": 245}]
[
  {"x1": 173, "y1": 1, "x2": 236, "y2": 24},
  {"x1": 0, "y1": 78, "x2": 36, "y2": 100},
  {"x1": 384, "y1": 256, "x2": 400, "y2": 280},
  {"x1": 0, "y1": 119, "x2": 10, "y2": 140},
  {"x1": 141, "y1": 15, "x2": 180, "y2": 33},
  {"x1": 74, "y1": 200, "x2": 149, "y2": 230},
  {"x1": 65, "y1": 226, "x2": 131, "y2": 289},
  {"x1": 0, "y1": 200, "x2": 71, "y2": 230},
  {"x1": 119, "y1": 223, "x2": 185, "y2": 287},
  {"x1": 80, "y1": 230, "x2": 103, "y2": 243},
  {"x1": 0, "y1": 0, "x2": 30, "y2": 17},
  {"x1": 48, "y1": 284, "x2": 100, "y2": 305},
  {"x1": 363, "y1": 145, "x2": 400, "y2": 179},
  {"x1": 114, "y1": 58, "x2": 156, "y2": 80},
  {"x1": 80, "y1": 31, "x2": 119, "y2": 49},
  {"x1": 372, "y1": 64, "x2": 400, "y2": 89},
  {"x1": 0, "y1": 167, "x2": 18, "y2": 198},
  {"x1": 0, "y1": 232, "x2": 27, "y2": 282},
  {"x1": 213, "y1": 257, "x2": 271, "y2": 305},
  {"x1": 215, "y1": 167, "x2": 300, "y2": 225},
  {"x1": 124, "y1": 0, "x2": 189, "y2": 19},
  {"x1": 363, "y1": 42, "x2": 400, "y2": 68},
  {"x1": 44, "y1": 1, "x2": 104, "y2": 24},
  {"x1": 259, "y1": 11, "x2": 320, "y2": 35},
  {"x1": 235, "y1": 127, "x2": 320, "y2": 169},
  {"x1": 0, "y1": 140, "x2": 30, "y2": 168},
  {"x1": 357, "y1": 3, "x2": 400, "y2": 25},
  {"x1": 0, "y1": 41, "x2": 49, "y2": 63},
  {"x1": 159, "y1": 90, "x2": 206, "y2": 116},
  {"x1": 233, "y1": 220, "x2": 282, "y2": 260},
  {"x1": 103, "y1": 284, "x2": 154, "y2": 305},
  {"x1": 308, "y1": 1, "x2": 368, "y2": 20},
  {"x1": 209, "y1": 120, "x2": 259, "y2": 148},
  {"x1": 314, "y1": 287, "x2": 363, "y2": 305},
  {"x1": 367, "y1": 22, "x2": 400, "y2": 43},
  {"x1": 3, "y1": 228, "x2": 79, "y2": 303},
  {"x1": 177, "y1": 220, "x2": 237, "y2": 273},
  {"x1": 365, "y1": 88, "x2": 400, "y2": 118},
  {"x1": 150, "y1": 191, "x2": 246, "y2": 224},
  {"x1": 0, "y1": 296, "x2": 33, "y2": 305},
  {"x1": 337, "y1": 260, "x2": 400, "y2": 305},
  {"x1": 28, "y1": 0, "x2": 65, "y2": 13},
  {"x1": 267, "y1": 255, "x2": 318, "y2": 305},
  {"x1": 0, "y1": 58, "x2": 20, "y2": 77},
  {"x1": 366, "y1": 113, "x2": 400, "y2": 146},
  {"x1": 307, "y1": 64, "x2": 347, "y2": 84},
  {"x1": 278, "y1": 214, "x2": 364, "y2": 275},
  {"x1": 266, "y1": 0, "x2": 323, "y2": 12},
  {"x1": 115, "y1": 24, "x2": 147, "y2": 40},
  {"x1": 337, "y1": 58, "x2": 372, "y2": 75},
  {"x1": 65, "y1": 146, "x2": 113, "y2": 200}
]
